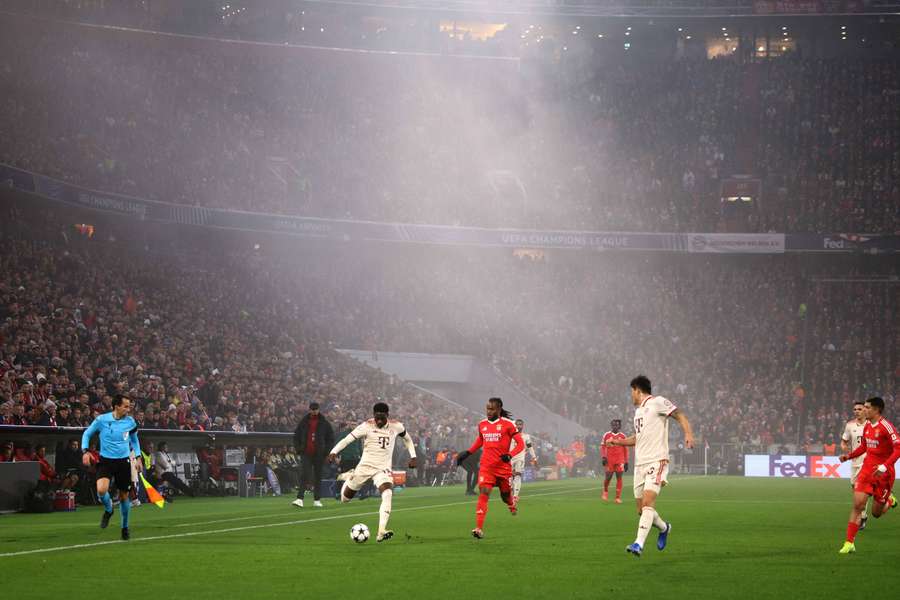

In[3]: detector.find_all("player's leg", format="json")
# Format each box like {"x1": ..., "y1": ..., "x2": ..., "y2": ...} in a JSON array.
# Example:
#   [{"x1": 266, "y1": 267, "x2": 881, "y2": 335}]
[
  {"x1": 375, "y1": 479, "x2": 395, "y2": 541},
  {"x1": 629, "y1": 462, "x2": 670, "y2": 555},
  {"x1": 614, "y1": 470, "x2": 624, "y2": 503},
  {"x1": 473, "y1": 472, "x2": 494, "y2": 538},
  {"x1": 602, "y1": 472, "x2": 612, "y2": 501},
  {"x1": 870, "y1": 477, "x2": 895, "y2": 518},
  {"x1": 342, "y1": 466, "x2": 372, "y2": 503},
  {"x1": 626, "y1": 464, "x2": 646, "y2": 555},
  {"x1": 499, "y1": 477, "x2": 516, "y2": 515}
]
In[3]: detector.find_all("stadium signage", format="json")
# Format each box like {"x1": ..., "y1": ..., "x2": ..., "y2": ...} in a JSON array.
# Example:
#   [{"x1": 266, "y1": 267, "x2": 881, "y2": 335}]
[
  {"x1": 2, "y1": 163, "x2": 898, "y2": 254},
  {"x1": 744, "y1": 454, "x2": 850, "y2": 478}
]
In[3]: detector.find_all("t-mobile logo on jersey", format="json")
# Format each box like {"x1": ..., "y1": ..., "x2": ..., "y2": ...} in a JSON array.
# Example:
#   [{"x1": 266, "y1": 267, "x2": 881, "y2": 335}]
[{"x1": 768, "y1": 455, "x2": 842, "y2": 478}]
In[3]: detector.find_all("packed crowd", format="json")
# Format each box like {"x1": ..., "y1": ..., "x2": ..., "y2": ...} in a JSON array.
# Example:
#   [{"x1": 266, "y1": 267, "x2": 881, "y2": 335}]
[
  {"x1": 0, "y1": 205, "x2": 477, "y2": 465},
  {"x1": 1, "y1": 14, "x2": 898, "y2": 234},
  {"x1": 0, "y1": 202, "x2": 896, "y2": 493}
]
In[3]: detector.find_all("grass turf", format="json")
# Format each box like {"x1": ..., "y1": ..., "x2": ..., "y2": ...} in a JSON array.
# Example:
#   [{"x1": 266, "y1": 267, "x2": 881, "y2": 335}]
[{"x1": 1, "y1": 476, "x2": 897, "y2": 599}]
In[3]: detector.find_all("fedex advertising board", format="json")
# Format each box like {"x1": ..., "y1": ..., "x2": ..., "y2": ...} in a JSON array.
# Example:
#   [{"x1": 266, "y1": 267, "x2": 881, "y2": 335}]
[{"x1": 744, "y1": 455, "x2": 852, "y2": 478}]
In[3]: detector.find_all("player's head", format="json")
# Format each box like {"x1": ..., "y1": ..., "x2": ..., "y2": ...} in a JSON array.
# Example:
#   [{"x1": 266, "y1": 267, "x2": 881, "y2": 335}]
[
  {"x1": 611, "y1": 419, "x2": 621, "y2": 433},
  {"x1": 852, "y1": 400, "x2": 865, "y2": 420},
  {"x1": 486, "y1": 397, "x2": 511, "y2": 420},
  {"x1": 864, "y1": 397, "x2": 885, "y2": 419},
  {"x1": 629, "y1": 375, "x2": 652, "y2": 404},
  {"x1": 373, "y1": 401, "x2": 389, "y2": 427},
  {"x1": 112, "y1": 394, "x2": 131, "y2": 417},
  {"x1": 515, "y1": 419, "x2": 524, "y2": 432}
]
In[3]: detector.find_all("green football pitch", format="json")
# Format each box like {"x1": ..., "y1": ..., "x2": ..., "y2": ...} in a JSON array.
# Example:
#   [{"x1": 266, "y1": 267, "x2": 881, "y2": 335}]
[{"x1": 2, "y1": 476, "x2": 897, "y2": 599}]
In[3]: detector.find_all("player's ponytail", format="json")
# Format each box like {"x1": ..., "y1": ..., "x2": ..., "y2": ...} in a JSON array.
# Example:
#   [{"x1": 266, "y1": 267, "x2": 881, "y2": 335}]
[{"x1": 489, "y1": 397, "x2": 512, "y2": 419}]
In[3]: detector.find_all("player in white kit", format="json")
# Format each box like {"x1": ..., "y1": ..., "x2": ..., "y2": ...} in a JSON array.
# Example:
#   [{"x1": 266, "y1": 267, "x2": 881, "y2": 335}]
[
  {"x1": 328, "y1": 402, "x2": 417, "y2": 542},
  {"x1": 841, "y1": 401, "x2": 869, "y2": 529},
  {"x1": 608, "y1": 375, "x2": 694, "y2": 557},
  {"x1": 510, "y1": 419, "x2": 538, "y2": 506}
]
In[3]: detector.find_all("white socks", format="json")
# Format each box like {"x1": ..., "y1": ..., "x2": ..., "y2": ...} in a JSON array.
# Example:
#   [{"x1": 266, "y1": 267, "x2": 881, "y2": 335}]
[
  {"x1": 512, "y1": 475, "x2": 522, "y2": 498},
  {"x1": 340, "y1": 481, "x2": 351, "y2": 503},
  {"x1": 652, "y1": 510, "x2": 667, "y2": 531},
  {"x1": 378, "y1": 488, "x2": 393, "y2": 534},
  {"x1": 636, "y1": 507, "x2": 667, "y2": 547},
  {"x1": 635, "y1": 507, "x2": 655, "y2": 547}
]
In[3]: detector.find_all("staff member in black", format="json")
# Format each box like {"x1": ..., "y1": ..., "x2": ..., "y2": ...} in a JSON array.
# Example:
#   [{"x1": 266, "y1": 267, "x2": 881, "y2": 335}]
[{"x1": 291, "y1": 402, "x2": 334, "y2": 508}]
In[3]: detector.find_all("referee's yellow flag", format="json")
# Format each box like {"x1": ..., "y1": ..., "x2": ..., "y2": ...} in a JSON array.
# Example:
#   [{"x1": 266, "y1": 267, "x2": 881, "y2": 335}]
[{"x1": 139, "y1": 473, "x2": 166, "y2": 508}]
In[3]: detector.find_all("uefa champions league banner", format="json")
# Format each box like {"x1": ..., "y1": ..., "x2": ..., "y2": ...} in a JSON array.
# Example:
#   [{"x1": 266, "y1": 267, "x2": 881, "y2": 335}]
[{"x1": 744, "y1": 455, "x2": 852, "y2": 479}]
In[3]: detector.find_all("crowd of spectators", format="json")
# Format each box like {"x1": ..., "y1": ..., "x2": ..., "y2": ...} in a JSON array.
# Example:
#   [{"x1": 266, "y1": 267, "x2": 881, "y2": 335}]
[
  {"x1": 2, "y1": 194, "x2": 896, "y2": 476},
  {"x1": 1, "y1": 13, "x2": 898, "y2": 234}
]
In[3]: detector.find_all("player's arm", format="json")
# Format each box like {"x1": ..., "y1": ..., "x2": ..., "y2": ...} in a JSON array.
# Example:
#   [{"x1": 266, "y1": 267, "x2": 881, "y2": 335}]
[
  {"x1": 841, "y1": 443, "x2": 867, "y2": 462},
  {"x1": 456, "y1": 433, "x2": 483, "y2": 465},
  {"x1": 527, "y1": 440, "x2": 538, "y2": 463},
  {"x1": 601, "y1": 434, "x2": 609, "y2": 466},
  {"x1": 671, "y1": 410, "x2": 695, "y2": 449},
  {"x1": 505, "y1": 430, "x2": 525, "y2": 462},
  {"x1": 607, "y1": 435, "x2": 635, "y2": 447},
  {"x1": 880, "y1": 430, "x2": 900, "y2": 472},
  {"x1": 398, "y1": 428, "x2": 417, "y2": 469},
  {"x1": 81, "y1": 419, "x2": 100, "y2": 465},
  {"x1": 840, "y1": 426, "x2": 850, "y2": 454},
  {"x1": 328, "y1": 433, "x2": 355, "y2": 462}
]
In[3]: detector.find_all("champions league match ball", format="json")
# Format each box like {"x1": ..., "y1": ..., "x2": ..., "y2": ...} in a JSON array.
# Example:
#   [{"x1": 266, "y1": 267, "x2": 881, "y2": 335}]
[{"x1": 350, "y1": 523, "x2": 370, "y2": 543}]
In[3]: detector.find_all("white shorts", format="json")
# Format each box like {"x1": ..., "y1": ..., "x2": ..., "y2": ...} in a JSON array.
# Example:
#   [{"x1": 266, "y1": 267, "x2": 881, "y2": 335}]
[
  {"x1": 633, "y1": 460, "x2": 669, "y2": 499},
  {"x1": 511, "y1": 459, "x2": 525, "y2": 474},
  {"x1": 346, "y1": 464, "x2": 393, "y2": 491},
  {"x1": 851, "y1": 464, "x2": 863, "y2": 487}
]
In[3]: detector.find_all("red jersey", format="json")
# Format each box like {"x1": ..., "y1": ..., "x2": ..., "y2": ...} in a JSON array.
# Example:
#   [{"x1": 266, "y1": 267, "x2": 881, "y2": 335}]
[
  {"x1": 848, "y1": 417, "x2": 900, "y2": 469},
  {"x1": 601, "y1": 431, "x2": 629, "y2": 465},
  {"x1": 467, "y1": 417, "x2": 524, "y2": 471}
]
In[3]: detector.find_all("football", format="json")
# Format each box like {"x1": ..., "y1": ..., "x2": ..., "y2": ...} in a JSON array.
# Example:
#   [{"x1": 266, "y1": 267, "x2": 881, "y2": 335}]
[{"x1": 350, "y1": 523, "x2": 370, "y2": 543}]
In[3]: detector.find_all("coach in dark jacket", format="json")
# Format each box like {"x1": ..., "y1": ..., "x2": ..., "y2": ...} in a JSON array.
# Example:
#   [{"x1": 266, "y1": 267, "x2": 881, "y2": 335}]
[{"x1": 291, "y1": 402, "x2": 334, "y2": 507}]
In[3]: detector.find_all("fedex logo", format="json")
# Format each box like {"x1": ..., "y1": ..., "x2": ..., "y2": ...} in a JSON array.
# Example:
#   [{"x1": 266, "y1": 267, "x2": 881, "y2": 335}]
[
  {"x1": 769, "y1": 455, "x2": 841, "y2": 478},
  {"x1": 744, "y1": 455, "x2": 851, "y2": 478}
]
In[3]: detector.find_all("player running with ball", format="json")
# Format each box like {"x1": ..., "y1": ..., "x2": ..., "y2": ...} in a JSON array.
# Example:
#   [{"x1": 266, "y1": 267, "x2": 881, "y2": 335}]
[
  {"x1": 607, "y1": 375, "x2": 694, "y2": 557},
  {"x1": 456, "y1": 397, "x2": 525, "y2": 539},
  {"x1": 328, "y1": 402, "x2": 417, "y2": 542},
  {"x1": 837, "y1": 396, "x2": 900, "y2": 554}
]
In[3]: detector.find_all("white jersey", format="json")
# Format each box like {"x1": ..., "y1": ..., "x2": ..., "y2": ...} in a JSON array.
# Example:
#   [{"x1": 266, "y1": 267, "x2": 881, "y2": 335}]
[
  {"x1": 510, "y1": 432, "x2": 536, "y2": 464},
  {"x1": 633, "y1": 395, "x2": 678, "y2": 466},
  {"x1": 841, "y1": 419, "x2": 867, "y2": 469},
  {"x1": 349, "y1": 419, "x2": 408, "y2": 470}
]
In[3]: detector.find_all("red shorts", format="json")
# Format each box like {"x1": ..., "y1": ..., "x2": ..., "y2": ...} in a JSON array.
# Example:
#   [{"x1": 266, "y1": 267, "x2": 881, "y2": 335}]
[
  {"x1": 478, "y1": 466, "x2": 512, "y2": 488},
  {"x1": 605, "y1": 463, "x2": 625, "y2": 474},
  {"x1": 854, "y1": 464, "x2": 895, "y2": 505}
]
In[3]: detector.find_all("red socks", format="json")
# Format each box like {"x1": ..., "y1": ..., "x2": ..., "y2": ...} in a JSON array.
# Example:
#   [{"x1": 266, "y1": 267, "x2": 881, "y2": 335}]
[
  {"x1": 476, "y1": 493, "x2": 489, "y2": 529},
  {"x1": 603, "y1": 477, "x2": 610, "y2": 492},
  {"x1": 615, "y1": 477, "x2": 623, "y2": 499},
  {"x1": 846, "y1": 521, "x2": 859, "y2": 543}
]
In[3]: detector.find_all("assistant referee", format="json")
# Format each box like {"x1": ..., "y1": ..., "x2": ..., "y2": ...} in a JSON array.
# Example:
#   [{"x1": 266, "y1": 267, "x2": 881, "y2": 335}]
[{"x1": 81, "y1": 395, "x2": 142, "y2": 540}]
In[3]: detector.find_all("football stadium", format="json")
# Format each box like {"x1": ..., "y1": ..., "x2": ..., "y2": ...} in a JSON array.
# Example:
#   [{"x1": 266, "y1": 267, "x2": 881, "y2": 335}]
[{"x1": 0, "y1": 1, "x2": 898, "y2": 598}]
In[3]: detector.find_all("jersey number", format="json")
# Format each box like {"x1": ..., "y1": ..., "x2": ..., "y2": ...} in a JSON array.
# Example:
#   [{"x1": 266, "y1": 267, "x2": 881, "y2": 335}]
[
  {"x1": 856, "y1": 435, "x2": 863, "y2": 446},
  {"x1": 635, "y1": 418, "x2": 644, "y2": 434},
  {"x1": 378, "y1": 436, "x2": 389, "y2": 449}
]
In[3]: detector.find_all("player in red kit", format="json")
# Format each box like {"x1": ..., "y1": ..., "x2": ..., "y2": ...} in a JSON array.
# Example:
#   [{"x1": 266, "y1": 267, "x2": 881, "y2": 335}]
[
  {"x1": 601, "y1": 419, "x2": 629, "y2": 503},
  {"x1": 837, "y1": 396, "x2": 900, "y2": 554},
  {"x1": 456, "y1": 397, "x2": 524, "y2": 539}
]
